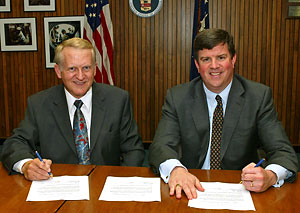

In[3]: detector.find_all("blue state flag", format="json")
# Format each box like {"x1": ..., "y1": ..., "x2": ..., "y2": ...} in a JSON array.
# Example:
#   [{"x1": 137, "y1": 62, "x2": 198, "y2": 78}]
[{"x1": 190, "y1": 0, "x2": 209, "y2": 81}]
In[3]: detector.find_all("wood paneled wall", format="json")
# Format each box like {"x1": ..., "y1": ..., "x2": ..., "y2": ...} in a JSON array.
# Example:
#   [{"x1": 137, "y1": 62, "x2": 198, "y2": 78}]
[
  {"x1": 209, "y1": 0, "x2": 300, "y2": 146},
  {"x1": 110, "y1": 1, "x2": 193, "y2": 142},
  {"x1": 0, "y1": 0, "x2": 299, "y2": 146}
]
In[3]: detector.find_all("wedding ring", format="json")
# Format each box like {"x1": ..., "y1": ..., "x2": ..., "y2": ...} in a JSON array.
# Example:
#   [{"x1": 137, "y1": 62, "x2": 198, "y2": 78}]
[
  {"x1": 176, "y1": 184, "x2": 182, "y2": 188},
  {"x1": 250, "y1": 182, "x2": 253, "y2": 187}
]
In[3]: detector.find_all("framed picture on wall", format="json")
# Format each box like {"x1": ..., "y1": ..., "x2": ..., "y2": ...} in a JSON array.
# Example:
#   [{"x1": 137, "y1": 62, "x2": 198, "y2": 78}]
[
  {"x1": 24, "y1": 0, "x2": 55, "y2": 12},
  {"x1": 0, "y1": 0, "x2": 11, "y2": 12},
  {"x1": 44, "y1": 16, "x2": 84, "y2": 68},
  {"x1": 0, "y1": 18, "x2": 37, "y2": 51}
]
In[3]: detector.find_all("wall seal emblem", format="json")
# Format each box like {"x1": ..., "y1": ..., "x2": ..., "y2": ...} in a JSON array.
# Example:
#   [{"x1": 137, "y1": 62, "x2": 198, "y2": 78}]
[{"x1": 129, "y1": 0, "x2": 163, "y2": 18}]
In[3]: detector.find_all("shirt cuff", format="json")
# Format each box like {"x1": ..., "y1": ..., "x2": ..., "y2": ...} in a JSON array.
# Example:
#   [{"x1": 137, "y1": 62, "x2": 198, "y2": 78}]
[
  {"x1": 265, "y1": 164, "x2": 292, "y2": 187},
  {"x1": 159, "y1": 159, "x2": 187, "y2": 183},
  {"x1": 13, "y1": 159, "x2": 33, "y2": 174}
]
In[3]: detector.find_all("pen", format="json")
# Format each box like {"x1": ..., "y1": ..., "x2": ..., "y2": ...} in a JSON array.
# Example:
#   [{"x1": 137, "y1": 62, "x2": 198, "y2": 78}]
[
  {"x1": 240, "y1": 158, "x2": 265, "y2": 183},
  {"x1": 254, "y1": 158, "x2": 265, "y2": 168},
  {"x1": 35, "y1": 151, "x2": 53, "y2": 177}
]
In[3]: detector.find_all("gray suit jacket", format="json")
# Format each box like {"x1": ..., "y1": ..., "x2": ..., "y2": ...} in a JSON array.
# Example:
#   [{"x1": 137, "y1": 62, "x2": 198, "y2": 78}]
[
  {"x1": 1, "y1": 83, "x2": 145, "y2": 173},
  {"x1": 149, "y1": 74, "x2": 298, "y2": 182}
]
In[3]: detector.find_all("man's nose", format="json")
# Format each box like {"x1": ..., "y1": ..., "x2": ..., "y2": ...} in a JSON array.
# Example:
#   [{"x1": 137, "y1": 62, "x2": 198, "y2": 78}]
[
  {"x1": 210, "y1": 58, "x2": 219, "y2": 69},
  {"x1": 76, "y1": 69, "x2": 84, "y2": 79}
]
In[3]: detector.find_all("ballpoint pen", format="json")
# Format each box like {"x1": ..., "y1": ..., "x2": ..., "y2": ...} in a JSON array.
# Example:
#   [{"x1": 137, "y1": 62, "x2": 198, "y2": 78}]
[
  {"x1": 35, "y1": 151, "x2": 53, "y2": 177},
  {"x1": 254, "y1": 158, "x2": 265, "y2": 168},
  {"x1": 240, "y1": 158, "x2": 265, "y2": 183}
]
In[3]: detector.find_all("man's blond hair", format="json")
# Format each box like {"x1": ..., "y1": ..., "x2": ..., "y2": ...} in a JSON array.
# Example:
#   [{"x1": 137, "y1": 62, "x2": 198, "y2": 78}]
[{"x1": 54, "y1": 38, "x2": 96, "y2": 66}]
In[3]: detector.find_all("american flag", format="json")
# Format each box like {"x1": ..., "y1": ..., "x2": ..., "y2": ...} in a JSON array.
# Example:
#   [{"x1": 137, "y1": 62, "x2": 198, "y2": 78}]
[
  {"x1": 190, "y1": 0, "x2": 209, "y2": 81},
  {"x1": 84, "y1": 0, "x2": 114, "y2": 85}
]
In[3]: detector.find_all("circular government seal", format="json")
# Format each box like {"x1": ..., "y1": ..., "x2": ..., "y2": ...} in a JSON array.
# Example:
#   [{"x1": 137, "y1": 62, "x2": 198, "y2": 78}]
[{"x1": 129, "y1": 0, "x2": 163, "y2": 18}]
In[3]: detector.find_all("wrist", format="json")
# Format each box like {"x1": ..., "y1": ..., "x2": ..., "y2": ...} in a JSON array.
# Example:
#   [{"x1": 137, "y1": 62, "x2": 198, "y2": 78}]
[
  {"x1": 266, "y1": 169, "x2": 277, "y2": 186},
  {"x1": 171, "y1": 166, "x2": 187, "y2": 175},
  {"x1": 21, "y1": 160, "x2": 32, "y2": 174}
]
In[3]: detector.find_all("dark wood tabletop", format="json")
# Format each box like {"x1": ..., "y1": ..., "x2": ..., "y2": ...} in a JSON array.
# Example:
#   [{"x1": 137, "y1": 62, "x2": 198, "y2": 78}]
[{"x1": 1, "y1": 163, "x2": 299, "y2": 212}]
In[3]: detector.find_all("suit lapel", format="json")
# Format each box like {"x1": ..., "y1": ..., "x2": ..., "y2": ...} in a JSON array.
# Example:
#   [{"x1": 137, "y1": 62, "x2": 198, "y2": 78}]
[
  {"x1": 51, "y1": 85, "x2": 77, "y2": 156},
  {"x1": 90, "y1": 84, "x2": 106, "y2": 152},
  {"x1": 220, "y1": 76, "x2": 245, "y2": 160},
  {"x1": 191, "y1": 82, "x2": 211, "y2": 165}
]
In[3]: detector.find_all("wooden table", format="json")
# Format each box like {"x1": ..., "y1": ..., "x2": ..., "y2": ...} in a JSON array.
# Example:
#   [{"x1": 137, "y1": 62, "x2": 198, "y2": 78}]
[
  {"x1": 1, "y1": 163, "x2": 299, "y2": 212},
  {"x1": 0, "y1": 163, "x2": 95, "y2": 212}
]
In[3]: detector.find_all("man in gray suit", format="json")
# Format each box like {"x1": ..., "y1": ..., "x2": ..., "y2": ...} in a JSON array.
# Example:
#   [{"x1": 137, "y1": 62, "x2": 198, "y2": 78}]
[
  {"x1": 1, "y1": 38, "x2": 145, "y2": 180},
  {"x1": 149, "y1": 29, "x2": 298, "y2": 200}
]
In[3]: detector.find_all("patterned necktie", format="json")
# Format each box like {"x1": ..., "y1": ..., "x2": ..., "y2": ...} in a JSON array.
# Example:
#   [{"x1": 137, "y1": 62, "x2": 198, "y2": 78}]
[
  {"x1": 73, "y1": 100, "x2": 90, "y2": 165},
  {"x1": 210, "y1": 95, "x2": 223, "y2": 169}
]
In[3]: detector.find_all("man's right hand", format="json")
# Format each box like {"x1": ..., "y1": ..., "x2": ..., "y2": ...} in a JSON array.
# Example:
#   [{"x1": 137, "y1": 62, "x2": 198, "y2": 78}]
[
  {"x1": 168, "y1": 167, "x2": 204, "y2": 200},
  {"x1": 22, "y1": 158, "x2": 52, "y2": 181}
]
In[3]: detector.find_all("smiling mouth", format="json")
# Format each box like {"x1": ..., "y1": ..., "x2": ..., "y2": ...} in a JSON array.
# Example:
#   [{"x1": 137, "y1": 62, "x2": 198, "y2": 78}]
[
  {"x1": 210, "y1": 72, "x2": 221, "y2": 76},
  {"x1": 74, "y1": 81, "x2": 86, "y2": 85}
]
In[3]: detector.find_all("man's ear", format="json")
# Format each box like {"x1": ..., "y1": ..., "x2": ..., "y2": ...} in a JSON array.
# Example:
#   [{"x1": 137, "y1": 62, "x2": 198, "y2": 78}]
[
  {"x1": 54, "y1": 64, "x2": 62, "y2": 79},
  {"x1": 194, "y1": 59, "x2": 200, "y2": 70},
  {"x1": 93, "y1": 63, "x2": 97, "y2": 77},
  {"x1": 232, "y1": 54, "x2": 237, "y2": 68}
]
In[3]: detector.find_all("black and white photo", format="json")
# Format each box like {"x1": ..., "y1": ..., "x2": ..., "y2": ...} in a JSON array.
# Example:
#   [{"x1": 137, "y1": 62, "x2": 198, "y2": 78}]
[
  {"x1": 24, "y1": 0, "x2": 55, "y2": 11},
  {"x1": 0, "y1": 18, "x2": 37, "y2": 51}
]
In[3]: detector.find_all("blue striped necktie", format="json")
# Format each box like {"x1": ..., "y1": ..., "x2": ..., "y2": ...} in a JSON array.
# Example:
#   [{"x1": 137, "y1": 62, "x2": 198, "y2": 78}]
[{"x1": 73, "y1": 100, "x2": 90, "y2": 165}]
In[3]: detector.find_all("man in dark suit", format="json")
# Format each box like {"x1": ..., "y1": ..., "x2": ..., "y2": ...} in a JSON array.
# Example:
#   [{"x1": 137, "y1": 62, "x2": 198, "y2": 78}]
[
  {"x1": 1, "y1": 38, "x2": 145, "y2": 180},
  {"x1": 149, "y1": 29, "x2": 298, "y2": 200}
]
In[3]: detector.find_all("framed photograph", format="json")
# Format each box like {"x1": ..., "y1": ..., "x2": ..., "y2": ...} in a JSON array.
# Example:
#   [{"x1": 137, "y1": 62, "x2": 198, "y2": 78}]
[
  {"x1": 44, "y1": 16, "x2": 84, "y2": 68},
  {"x1": 24, "y1": 0, "x2": 55, "y2": 12},
  {"x1": 0, "y1": 0, "x2": 11, "y2": 12},
  {"x1": 0, "y1": 18, "x2": 37, "y2": 51}
]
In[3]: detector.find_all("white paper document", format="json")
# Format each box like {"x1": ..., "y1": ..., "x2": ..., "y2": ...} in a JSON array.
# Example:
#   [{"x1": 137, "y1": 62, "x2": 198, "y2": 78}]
[
  {"x1": 26, "y1": 176, "x2": 89, "y2": 201},
  {"x1": 188, "y1": 182, "x2": 255, "y2": 211},
  {"x1": 99, "y1": 176, "x2": 161, "y2": 202}
]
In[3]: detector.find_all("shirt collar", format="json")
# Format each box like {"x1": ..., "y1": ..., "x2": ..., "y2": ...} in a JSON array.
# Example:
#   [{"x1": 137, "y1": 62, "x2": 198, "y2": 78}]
[
  {"x1": 64, "y1": 87, "x2": 92, "y2": 113},
  {"x1": 203, "y1": 80, "x2": 232, "y2": 106}
]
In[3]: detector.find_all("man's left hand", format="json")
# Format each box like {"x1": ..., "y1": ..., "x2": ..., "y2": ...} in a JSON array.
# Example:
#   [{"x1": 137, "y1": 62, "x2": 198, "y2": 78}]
[{"x1": 241, "y1": 163, "x2": 277, "y2": 192}]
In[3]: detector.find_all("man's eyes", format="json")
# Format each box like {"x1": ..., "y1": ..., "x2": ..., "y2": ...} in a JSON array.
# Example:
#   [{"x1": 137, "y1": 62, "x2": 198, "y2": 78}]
[
  {"x1": 201, "y1": 58, "x2": 210, "y2": 62},
  {"x1": 218, "y1": 55, "x2": 226, "y2": 60},
  {"x1": 201, "y1": 55, "x2": 227, "y2": 62},
  {"x1": 69, "y1": 67, "x2": 76, "y2": 72},
  {"x1": 67, "y1": 66, "x2": 91, "y2": 72},
  {"x1": 83, "y1": 66, "x2": 90, "y2": 71}
]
